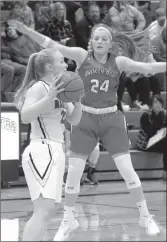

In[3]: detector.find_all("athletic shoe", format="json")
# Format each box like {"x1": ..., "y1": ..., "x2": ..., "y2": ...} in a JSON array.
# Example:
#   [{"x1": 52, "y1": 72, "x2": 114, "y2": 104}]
[
  {"x1": 131, "y1": 100, "x2": 142, "y2": 109},
  {"x1": 132, "y1": 101, "x2": 149, "y2": 111},
  {"x1": 121, "y1": 102, "x2": 131, "y2": 112},
  {"x1": 140, "y1": 104, "x2": 149, "y2": 111},
  {"x1": 54, "y1": 219, "x2": 79, "y2": 241},
  {"x1": 139, "y1": 215, "x2": 160, "y2": 235}
]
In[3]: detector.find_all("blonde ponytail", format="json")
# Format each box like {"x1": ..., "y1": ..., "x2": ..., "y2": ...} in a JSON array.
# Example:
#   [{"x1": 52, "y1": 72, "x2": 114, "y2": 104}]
[{"x1": 14, "y1": 53, "x2": 38, "y2": 111}]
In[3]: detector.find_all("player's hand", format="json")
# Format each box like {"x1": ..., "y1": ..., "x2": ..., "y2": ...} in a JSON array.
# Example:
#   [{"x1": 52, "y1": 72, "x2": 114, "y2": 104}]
[
  {"x1": 7, "y1": 20, "x2": 29, "y2": 35},
  {"x1": 48, "y1": 74, "x2": 64, "y2": 101}
]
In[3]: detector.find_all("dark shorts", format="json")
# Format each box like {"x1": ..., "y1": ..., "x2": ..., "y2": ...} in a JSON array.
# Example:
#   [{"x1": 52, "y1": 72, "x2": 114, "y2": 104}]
[{"x1": 70, "y1": 110, "x2": 129, "y2": 156}]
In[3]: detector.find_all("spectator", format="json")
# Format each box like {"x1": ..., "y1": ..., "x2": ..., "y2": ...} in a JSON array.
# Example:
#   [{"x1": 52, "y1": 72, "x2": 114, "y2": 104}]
[
  {"x1": 64, "y1": 1, "x2": 84, "y2": 33},
  {"x1": 5, "y1": 23, "x2": 41, "y2": 65},
  {"x1": 151, "y1": 27, "x2": 166, "y2": 90},
  {"x1": 1, "y1": 23, "x2": 14, "y2": 92},
  {"x1": 96, "y1": 1, "x2": 114, "y2": 20},
  {"x1": 44, "y1": 2, "x2": 75, "y2": 45},
  {"x1": 1, "y1": 1, "x2": 13, "y2": 10},
  {"x1": 75, "y1": 2, "x2": 101, "y2": 50},
  {"x1": 116, "y1": 44, "x2": 150, "y2": 111},
  {"x1": 34, "y1": 4, "x2": 51, "y2": 33},
  {"x1": 136, "y1": 95, "x2": 167, "y2": 180},
  {"x1": 157, "y1": 0, "x2": 166, "y2": 10},
  {"x1": 148, "y1": 8, "x2": 166, "y2": 41},
  {"x1": 108, "y1": 1, "x2": 146, "y2": 34},
  {"x1": 117, "y1": 72, "x2": 149, "y2": 111},
  {"x1": 9, "y1": 0, "x2": 35, "y2": 29},
  {"x1": 27, "y1": 1, "x2": 50, "y2": 11},
  {"x1": 1, "y1": 23, "x2": 38, "y2": 91},
  {"x1": 44, "y1": 2, "x2": 76, "y2": 71},
  {"x1": 137, "y1": 1, "x2": 156, "y2": 28},
  {"x1": 151, "y1": 28, "x2": 166, "y2": 62},
  {"x1": 104, "y1": 2, "x2": 123, "y2": 32}
]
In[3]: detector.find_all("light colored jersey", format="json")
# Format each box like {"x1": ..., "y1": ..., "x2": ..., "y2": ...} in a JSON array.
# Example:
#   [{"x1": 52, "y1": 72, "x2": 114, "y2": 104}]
[{"x1": 30, "y1": 81, "x2": 67, "y2": 143}]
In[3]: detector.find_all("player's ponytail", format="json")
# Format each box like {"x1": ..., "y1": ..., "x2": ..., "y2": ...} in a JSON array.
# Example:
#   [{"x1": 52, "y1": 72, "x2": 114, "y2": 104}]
[
  {"x1": 14, "y1": 53, "x2": 38, "y2": 111},
  {"x1": 14, "y1": 48, "x2": 58, "y2": 111}
]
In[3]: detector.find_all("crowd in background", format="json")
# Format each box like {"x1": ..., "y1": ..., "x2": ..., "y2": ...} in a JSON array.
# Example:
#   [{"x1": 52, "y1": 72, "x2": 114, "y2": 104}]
[
  {"x1": 1, "y1": 0, "x2": 166, "y2": 183},
  {"x1": 1, "y1": 1, "x2": 166, "y2": 110}
]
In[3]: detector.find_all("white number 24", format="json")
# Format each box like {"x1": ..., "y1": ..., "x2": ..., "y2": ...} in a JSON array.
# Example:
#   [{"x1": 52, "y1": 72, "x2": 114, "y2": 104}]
[{"x1": 91, "y1": 79, "x2": 109, "y2": 93}]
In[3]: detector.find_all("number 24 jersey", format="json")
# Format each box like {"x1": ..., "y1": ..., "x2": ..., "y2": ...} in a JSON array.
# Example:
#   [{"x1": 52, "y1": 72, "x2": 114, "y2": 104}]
[{"x1": 77, "y1": 53, "x2": 121, "y2": 108}]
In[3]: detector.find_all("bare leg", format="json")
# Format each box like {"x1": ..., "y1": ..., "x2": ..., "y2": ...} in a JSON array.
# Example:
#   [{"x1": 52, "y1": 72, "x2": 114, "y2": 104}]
[
  {"x1": 23, "y1": 196, "x2": 56, "y2": 241},
  {"x1": 53, "y1": 153, "x2": 88, "y2": 241},
  {"x1": 113, "y1": 153, "x2": 160, "y2": 235}
]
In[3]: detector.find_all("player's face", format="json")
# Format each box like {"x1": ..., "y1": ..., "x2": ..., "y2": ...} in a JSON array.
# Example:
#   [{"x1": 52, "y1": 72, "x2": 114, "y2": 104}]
[
  {"x1": 92, "y1": 29, "x2": 112, "y2": 55},
  {"x1": 51, "y1": 51, "x2": 68, "y2": 76}
]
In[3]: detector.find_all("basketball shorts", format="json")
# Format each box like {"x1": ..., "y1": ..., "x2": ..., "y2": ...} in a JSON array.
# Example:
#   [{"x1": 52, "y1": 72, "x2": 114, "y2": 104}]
[
  {"x1": 22, "y1": 139, "x2": 65, "y2": 202},
  {"x1": 70, "y1": 110, "x2": 129, "y2": 156}
]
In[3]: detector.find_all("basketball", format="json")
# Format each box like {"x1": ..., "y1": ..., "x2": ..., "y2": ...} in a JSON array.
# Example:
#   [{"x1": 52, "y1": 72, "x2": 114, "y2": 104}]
[{"x1": 56, "y1": 71, "x2": 84, "y2": 102}]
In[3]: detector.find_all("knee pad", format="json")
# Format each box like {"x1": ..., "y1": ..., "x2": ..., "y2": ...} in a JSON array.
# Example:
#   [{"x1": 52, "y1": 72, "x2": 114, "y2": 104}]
[
  {"x1": 114, "y1": 154, "x2": 141, "y2": 189},
  {"x1": 65, "y1": 158, "x2": 86, "y2": 194},
  {"x1": 125, "y1": 173, "x2": 141, "y2": 189}
]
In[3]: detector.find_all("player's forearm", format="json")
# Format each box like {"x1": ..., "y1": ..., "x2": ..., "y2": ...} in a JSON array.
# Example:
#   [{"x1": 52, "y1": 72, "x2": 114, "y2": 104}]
[
  {"x1": 64, "y1": 129, "x2": 71, "y2": 150},
  {"x1": 148, "y1": 62, "x2": 166, "y2": 75},
  {"x1": 21, "y1": 96, "x2": 50, "y2": 124},
  {"x1": 24, "y1": 26, "x2": 60, "y2": 49},
  {"x1": 66, "y1": 102, "x2": 82, "y2": 125}
]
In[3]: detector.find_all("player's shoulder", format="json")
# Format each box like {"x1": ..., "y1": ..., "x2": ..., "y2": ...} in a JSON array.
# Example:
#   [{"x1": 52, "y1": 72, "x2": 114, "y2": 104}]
[
  {"x1": 115, "y1": 56, "x2": 127, "y2": 70},
  {"x1": 26, "y1": 81, "x2": 48, "y2": 98}
]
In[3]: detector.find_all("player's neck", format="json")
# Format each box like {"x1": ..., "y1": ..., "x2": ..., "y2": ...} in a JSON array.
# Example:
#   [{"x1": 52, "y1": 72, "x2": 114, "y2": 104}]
[
  {"x1": 93, "y1": 52, "x2": 108, "y2": 64},
  {"x1": 40, "y1": 73, "x2": 55, "y2": 86}
]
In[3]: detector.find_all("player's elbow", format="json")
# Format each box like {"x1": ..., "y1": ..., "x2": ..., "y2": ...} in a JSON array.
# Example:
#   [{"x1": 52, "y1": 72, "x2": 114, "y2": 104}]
[
  {"x1": 21, "y1": 111, "x2": 33, "y2": 124},
  {"x1": 21, "y1": 115, "x2": 30, "y2": 124}
]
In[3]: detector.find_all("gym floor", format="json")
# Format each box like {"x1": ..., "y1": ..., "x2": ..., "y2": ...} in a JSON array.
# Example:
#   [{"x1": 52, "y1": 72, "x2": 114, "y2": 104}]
[{"x1": 1, "y1": 180, "x2": 166, "y2": 241}]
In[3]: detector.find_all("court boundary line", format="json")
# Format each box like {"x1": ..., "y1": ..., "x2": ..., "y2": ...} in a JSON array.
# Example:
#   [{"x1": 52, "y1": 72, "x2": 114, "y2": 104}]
[{"x1": 1, "y1": 189, "x2": 166, "y2": 201}]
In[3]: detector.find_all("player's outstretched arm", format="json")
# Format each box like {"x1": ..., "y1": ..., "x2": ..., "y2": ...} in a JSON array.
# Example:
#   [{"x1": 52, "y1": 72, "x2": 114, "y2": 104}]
[
  {"x1": 8, "y1": 20, "x2": 87, "y2": 67},
  {"x1": 116, "y1": 56, "x2": 166, "y2": 76},
  {"x1": 65, "y1": 102, "x2": 82, "y2": 125}
]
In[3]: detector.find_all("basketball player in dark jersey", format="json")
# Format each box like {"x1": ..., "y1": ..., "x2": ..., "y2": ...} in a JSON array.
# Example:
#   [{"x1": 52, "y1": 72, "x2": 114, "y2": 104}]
[{"x1": 10, "y1": 21, "x2": 166, "y2": 240}]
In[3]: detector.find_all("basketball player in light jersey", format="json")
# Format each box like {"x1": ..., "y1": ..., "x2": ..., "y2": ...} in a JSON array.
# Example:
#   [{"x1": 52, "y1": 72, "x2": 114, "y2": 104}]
[
  {"x1": 12, "y1": 21, "x2": 166, "y2": 239},
  {"x1": 14, "y1": 48, "x2": 82, "y2": 241}
]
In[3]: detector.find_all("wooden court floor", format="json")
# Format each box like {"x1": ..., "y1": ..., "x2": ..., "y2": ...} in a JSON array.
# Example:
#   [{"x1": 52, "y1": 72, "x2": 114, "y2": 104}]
[{"x1": 1, "y1": 181, "x2": 166, "y2": 241}]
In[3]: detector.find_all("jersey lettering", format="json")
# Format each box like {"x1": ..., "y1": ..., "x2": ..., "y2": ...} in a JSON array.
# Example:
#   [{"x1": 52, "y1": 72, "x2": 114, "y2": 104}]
[
  {"x1": 61, "y1": 110, "x2": 66, "y2": 124},
  {"x1": 91, "y1": 79, "x2": 109, "y2": 93}
]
